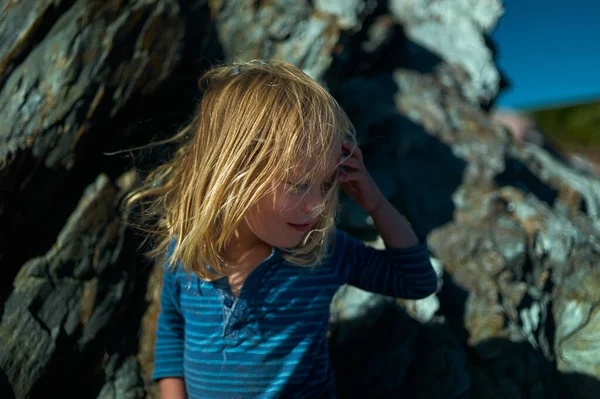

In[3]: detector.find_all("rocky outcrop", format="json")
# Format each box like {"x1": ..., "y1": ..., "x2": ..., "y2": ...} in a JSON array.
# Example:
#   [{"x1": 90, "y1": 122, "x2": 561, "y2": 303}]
[
  {"x1": 0, "y1": 0, "x2": 215, "y2": 396},
  {"x1": 388, "y1": 0, "x2": 504, "y2": 104},
  {"x1": 0, "y1": 0, "x2": 188, "y2": 325},
  {"x1": 0, "y1": 172, "x2": 138, "y2": 398},
  {"x1": 1, "y1": 0, "x2": 599, "y2": 398}
]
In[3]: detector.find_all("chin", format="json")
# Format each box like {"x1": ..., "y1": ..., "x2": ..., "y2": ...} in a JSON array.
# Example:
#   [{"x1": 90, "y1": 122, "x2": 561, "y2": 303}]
[
  {"x1": 279, "y1": 239, "x2": 304, "y2": 250},
  {"x1": 272, "y1": 235, "x2": 306, "y2": 250}
]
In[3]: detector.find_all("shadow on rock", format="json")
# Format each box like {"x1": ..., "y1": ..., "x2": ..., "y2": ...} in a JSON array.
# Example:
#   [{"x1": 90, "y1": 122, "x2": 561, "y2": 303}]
[
  {"x1": 329, "y1": 300, "x2": 470, "y2": 399},
  {"x1": 0, "y1": 367, "x2": 15, "y2": 399},
  {"x1": 330, "y1": 75, "x2": 467, "y2": 238},
  {"x1": 437, "y1": 271, "x2": 471, "y2": 342},
  {"x1": 469, "y1": 337, "x2": 600, "y2": 399},
  {"x1": 329, "y1": 295, "x2": 600, "y2": 399},
  {"x1": 494, "y1": 155, "x2": 559, "y2": 208}
]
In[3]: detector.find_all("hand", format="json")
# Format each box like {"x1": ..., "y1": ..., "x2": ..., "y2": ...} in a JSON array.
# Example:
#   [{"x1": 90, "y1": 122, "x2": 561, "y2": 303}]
[
  {"x1": 338, "y1": 141, "x2": 385, "y2": 215},
  {"x1": 159, "y1": 377, "x2": 187, "y2": 399}
]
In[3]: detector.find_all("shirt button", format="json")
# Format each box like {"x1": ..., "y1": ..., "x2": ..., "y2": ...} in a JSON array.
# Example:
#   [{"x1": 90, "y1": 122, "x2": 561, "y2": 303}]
[{"x1": 224, "y1": 298, "x2": 234, "y2": 308}]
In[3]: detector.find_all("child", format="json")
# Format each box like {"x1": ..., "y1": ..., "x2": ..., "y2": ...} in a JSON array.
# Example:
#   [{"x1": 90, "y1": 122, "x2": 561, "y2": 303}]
[{"x1": 126, "y1": 60, "x2": 437, "y2": 399}]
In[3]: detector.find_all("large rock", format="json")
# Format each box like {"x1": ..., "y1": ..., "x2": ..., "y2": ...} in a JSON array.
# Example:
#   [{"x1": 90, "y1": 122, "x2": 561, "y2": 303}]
[
  {"x1": 97, "y1": 355, "x2": 146, "y2": 399},
  {"x1": 0, "y1": 0, "x2": 184, "y2": 169},
  {"x1": 210, "y1": 0, "x2": 343, "y2": 81},
  {"x1": 395, "y1": 62, "x2": 600, "y2": 379},
  {"x1": 319, "y1": 1, "x2": 600, "y2": 394},
  {"x1": 0, "y1": 0, "x2": 186, "y2": 314},
  {"x1": 0, "y1": 172, "x2": 135, "y2": 398},
  {"x1": 389, "y1": 0, "x2": 504, "y2": 105},
  {"x1": 329, "y1": 298, "x2": 471, "y2": 399}
]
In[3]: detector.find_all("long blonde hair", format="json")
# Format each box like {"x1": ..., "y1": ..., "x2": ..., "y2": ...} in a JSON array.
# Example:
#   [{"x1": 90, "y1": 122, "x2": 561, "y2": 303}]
[{"x1": 123, "y1": 59, "x2": 356, "y2": 280}]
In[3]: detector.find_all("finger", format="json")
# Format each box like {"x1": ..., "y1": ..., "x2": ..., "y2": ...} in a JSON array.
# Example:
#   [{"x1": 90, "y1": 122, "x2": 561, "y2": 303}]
[
  {"x1": 339, "y1": 144, "x2": 362, "y2": 163},
  {"x1": 339, "y1": 157, "x2": 362, "y2": 171},
  {"x1": 338, "y1": 170, "x2": 364, "y2": 183},
  {"x1": 351, "y1": 145, "x2": 364, "y2": 162},
  {"x1": 343, "y1": 181, "x2": 358, "y2": 192},
  {"x1": 341, "y1": 141, "x2": 363, "y2": 162}
]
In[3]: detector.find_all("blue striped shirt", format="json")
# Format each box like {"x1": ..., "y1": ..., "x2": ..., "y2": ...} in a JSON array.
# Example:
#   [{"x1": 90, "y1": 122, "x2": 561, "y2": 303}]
[{"x1": 152, "y1": 228, "x2": 437, "y2": 398}]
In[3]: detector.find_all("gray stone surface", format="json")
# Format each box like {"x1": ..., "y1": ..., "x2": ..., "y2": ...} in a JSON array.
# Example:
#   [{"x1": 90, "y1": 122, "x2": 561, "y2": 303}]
[
  {"x1": 210, "y1": 0, "x2": 341, "y2": 82},
  {"x1": 98, "y1": 355, "x2": 146, "y2": 399},
  {"x1": 389, "y1": 0, "x2": 504, "y2": 104},
  {"x1": 0, "y1": 0, "x2": 184, "y2": 170},
  {"x1": 0, "y1": 172, "x2": 134, "y2": 397}
]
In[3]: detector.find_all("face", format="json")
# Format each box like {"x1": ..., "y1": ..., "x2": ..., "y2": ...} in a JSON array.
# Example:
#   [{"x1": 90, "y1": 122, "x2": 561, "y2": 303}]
[{"x1": 237, "y1": 138, "x2": 342, "y2": 251}]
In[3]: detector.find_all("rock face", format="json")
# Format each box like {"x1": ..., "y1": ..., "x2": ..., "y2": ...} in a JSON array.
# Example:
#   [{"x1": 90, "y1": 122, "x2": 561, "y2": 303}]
[
  {"x1": 211, "y1": 0, "x2": 343, "y2": 81},
  {"x1": 0, "y1": 172, "x2": 137, "y2": 398},
  {"x1": 0, "y1": 0, "x2": 183, "y2": 167},
  {"x1": 0, "y1": 0, "x2": 187, "y2": 330},
  {"x1": 388, "y1": 0, "x2": 504, "y2": 104},
  {"x1": 1, "y1": 0, "x2": 599, "y2": 398}
]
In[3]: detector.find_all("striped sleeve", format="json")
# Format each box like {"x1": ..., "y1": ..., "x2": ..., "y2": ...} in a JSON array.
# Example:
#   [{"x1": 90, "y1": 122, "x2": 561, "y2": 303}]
[
  {"x1": 334, "y1": 228, "x2": 438, "y2": 299},
  {"x1": 152, "y1": 239, "x2": 185, "y2": 381}
]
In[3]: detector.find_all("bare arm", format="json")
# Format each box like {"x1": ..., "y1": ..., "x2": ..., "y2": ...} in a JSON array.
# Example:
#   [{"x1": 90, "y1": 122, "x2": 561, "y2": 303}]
[
  {"x1": 337, "y1": 141, "x2": 437, "y2": 299},
  {"x1": 339, "y1": 140, "x2": 418, "y2": 249},
  {"x1": 159, "y1": 377, "x2": 187, "y2": 399},
  {"x1": 369, "y1": 196, "x2": 419, "y2": 249}
]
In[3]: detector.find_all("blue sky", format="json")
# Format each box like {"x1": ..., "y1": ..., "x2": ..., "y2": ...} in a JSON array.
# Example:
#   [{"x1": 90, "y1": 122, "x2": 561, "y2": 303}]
[{"x1": 491, "y1": 0, "x2": 600, "y2": 109}]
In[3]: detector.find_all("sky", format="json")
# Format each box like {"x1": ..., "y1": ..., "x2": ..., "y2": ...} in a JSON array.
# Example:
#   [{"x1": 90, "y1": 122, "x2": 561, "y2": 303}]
[{"x1": 491, "y1": 0, "x2": 600, "y2": 109}]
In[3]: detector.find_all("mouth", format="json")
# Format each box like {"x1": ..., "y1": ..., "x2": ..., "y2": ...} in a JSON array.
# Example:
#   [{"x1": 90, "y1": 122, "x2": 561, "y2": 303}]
[{"x1": 287, "y1": 222, "x2": 311, "y2": 232}]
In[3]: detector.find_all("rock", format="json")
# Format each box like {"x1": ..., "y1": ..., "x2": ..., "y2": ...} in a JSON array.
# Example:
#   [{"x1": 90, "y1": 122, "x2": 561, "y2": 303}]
[
  {"x1": 329, "y1": 300, "x2": 471, "y2": 399},
  {"x1": 468, "y1": 338, "x2": 561, "y2": 399},
  {"x1": 329, "y1": 299, "x2": 421, "y2": 398},
  {"x1": 389, "y1": 0, "x2": 504, "y2": 104},
  {"x1": 0, "y1": 0, "x2": 73, "y2": 85},
  {"x1": 0, "y1": 0, "x2": 186, "y2": 313},
  {"x1": 492, "y1": 109, "x2": 545, "y2": 145},
  {"x1": 209, "y1": 0, "x2": 342, "y2": 82},
  {"x1": 97, "y1": 355, "x2": 145, "y2": 399},
  {"x1": 0, "y1": 0, "x2": 184, "y2": 170},
  {"x1": 137, "y1": 257, "x2": 165, "y2": 399},
  {"x1": 313, "y1": 0, "x2": 377, "y2": 31},
  {"x1": 397, "y1": 257, "x2": 445, "y2": 324},
  {"x1": 324, "y1": 1, "x2": 600, "y2": 390},
  {"x1": 0, "y1": 172, "x2": 134, "y2": 398},
  {"x1": 398, "y1": 65, "x2": 600, "y2": 380}
]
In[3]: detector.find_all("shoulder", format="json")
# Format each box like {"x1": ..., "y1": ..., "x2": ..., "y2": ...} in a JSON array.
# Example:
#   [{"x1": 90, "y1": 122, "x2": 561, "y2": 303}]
[
  {"x1": 164, "y1": 237, "x2": 185, "y2": 274},
  {"x1": 166, "y1": 236, "x2": 177, "y2": 258},
  {"x1": 328, "y1": 227, "x2": 351, "y2": 247},
  {"x1": 326, "y1": 227, "x2": 365, "y2": 259},
  {"x1": 332, "y1": 227, "x2": 366, "y2": 247}
]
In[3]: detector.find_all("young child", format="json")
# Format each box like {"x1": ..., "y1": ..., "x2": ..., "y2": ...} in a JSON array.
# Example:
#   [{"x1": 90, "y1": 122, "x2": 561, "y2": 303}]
[{"x1": 126, "y1": 60, "x2": 437, "y2": 399}]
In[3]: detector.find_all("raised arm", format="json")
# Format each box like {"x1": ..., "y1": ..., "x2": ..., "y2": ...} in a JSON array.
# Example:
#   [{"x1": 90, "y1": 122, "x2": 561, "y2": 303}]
[
  {"x1": 333, "y1": 227, "x2": 438, "y2": 299},
  {"x1": 337, "y1": 141, "x2": 438, "y2": 299}
]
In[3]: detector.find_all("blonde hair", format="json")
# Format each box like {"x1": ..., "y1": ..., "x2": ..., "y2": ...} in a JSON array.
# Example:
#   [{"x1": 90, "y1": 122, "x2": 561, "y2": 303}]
[{"x1": 123, "y1": 59, "x2": 356, "y2": 280}]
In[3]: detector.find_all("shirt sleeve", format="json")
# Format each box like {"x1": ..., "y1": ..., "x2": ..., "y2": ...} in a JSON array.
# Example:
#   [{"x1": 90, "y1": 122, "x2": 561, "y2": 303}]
[
  {"x1": 151, "y1": 239, "x2": 185, "y2": 381},
  {"x1": 333, "y1": 228, "x2": 438, "y2": 299}
]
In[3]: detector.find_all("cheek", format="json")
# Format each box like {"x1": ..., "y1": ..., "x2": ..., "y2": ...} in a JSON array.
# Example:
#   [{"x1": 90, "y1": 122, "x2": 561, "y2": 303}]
[
  {"x1": 251, "y1": 194, "x2": 293, "y2": 226},
  {"x1": 270, "y1": 187, "x2": 299, "y2": 213},
  {"x1": 273, "y1": 194, "x2": 304, "y2": 216}
]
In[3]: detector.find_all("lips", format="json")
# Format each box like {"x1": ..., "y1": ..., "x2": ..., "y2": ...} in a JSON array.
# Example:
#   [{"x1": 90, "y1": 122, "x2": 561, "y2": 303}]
[{"x1": 288, "y1": 222, "x2": 311, "y2": 232}]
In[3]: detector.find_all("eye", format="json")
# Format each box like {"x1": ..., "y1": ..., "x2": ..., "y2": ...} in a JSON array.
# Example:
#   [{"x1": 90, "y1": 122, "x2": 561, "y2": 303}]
[
  {"x1": 287, "y1": 182, "x2": 310, "y2": 194},
  {"x1": 321, "y1": 170, "x2": 338, "y2": 195},
  {"x1": 321, "y1": 181, "x2": 333, "y2": 195}
]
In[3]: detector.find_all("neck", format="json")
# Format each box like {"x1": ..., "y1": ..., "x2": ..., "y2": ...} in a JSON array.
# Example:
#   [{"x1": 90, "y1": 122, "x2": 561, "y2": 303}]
[{"x1": 223, "y1": 225, "x2": 272, "y2": 271}]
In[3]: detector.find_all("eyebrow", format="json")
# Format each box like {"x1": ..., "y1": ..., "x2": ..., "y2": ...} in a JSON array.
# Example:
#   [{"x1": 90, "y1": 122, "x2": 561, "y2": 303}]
[{"x1": 286, "y1": 169, "x2": 338, "y2": 185}]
